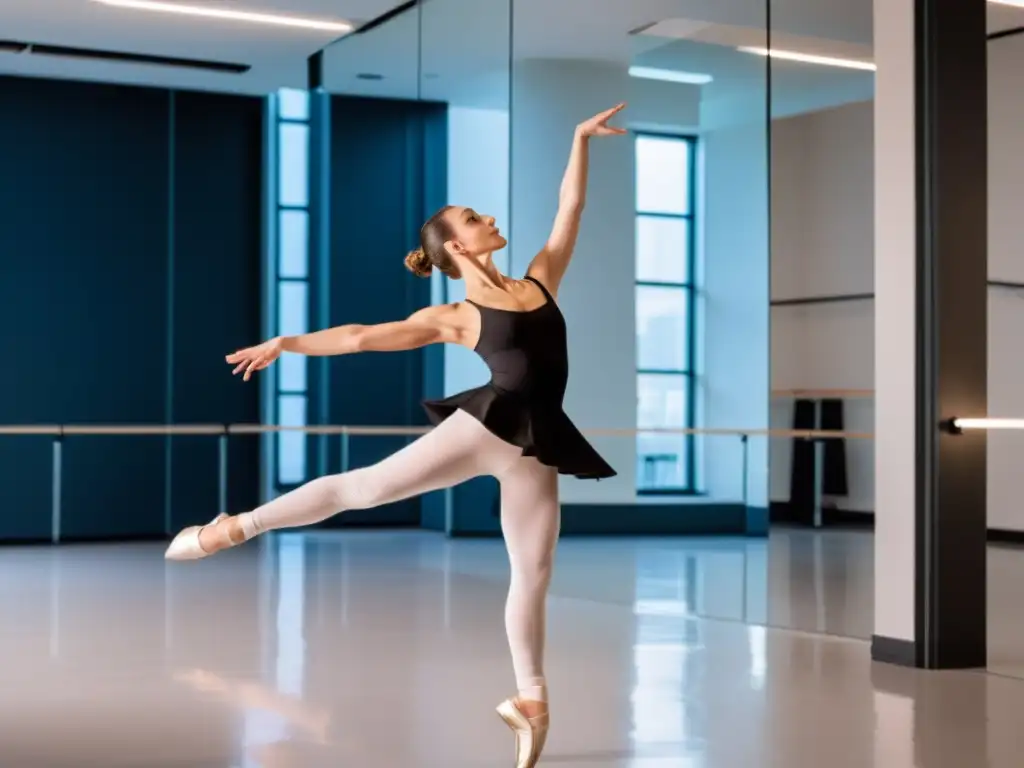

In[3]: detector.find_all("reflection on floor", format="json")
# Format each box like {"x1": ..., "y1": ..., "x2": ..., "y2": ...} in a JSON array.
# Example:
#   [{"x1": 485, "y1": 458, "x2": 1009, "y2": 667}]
[{"x1": 0, "y1": 528, "x2": 1021, "y2": 766}]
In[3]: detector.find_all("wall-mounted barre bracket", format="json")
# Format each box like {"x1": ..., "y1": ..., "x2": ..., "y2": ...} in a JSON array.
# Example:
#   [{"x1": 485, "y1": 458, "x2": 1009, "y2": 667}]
[
  {"x1": 946, "y1": 417, "x2": 1024, "y2": 433},
  {"x1": 942, "y1": 418, "x2": 963, "y2": 435}
]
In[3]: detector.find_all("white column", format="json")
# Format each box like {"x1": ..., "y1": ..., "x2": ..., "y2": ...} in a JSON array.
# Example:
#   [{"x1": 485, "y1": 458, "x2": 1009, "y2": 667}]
[{"x1": 872, "y1": 0, "x2": 917, "y2": 645}]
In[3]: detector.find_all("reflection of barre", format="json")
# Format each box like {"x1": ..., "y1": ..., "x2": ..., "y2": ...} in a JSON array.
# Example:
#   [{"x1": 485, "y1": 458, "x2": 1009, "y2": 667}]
[
  {"x1": 63, "y1": 424, "x2": 225, "y2": 436},
  {"x1": 0, "y1": 425, "x2": 62, "y2": 435},
  {"x1": 0, "y1": 423, "x2": 875, "y2": 439},
  {"x1": 772, "y1": 388, "x2": 875, "y2": 399},
  {"x1": 230, "y1": 424, "x2": 432, "y2": 436}
]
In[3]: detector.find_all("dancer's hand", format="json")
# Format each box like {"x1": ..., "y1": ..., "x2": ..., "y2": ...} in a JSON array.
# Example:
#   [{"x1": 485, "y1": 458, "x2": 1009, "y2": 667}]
[
  {"x1": 226, "y1": 337, "x2": 284, "y2": 381},
  {"x1": 576, "y1": 103, "x2": 627, "y2": 138}
]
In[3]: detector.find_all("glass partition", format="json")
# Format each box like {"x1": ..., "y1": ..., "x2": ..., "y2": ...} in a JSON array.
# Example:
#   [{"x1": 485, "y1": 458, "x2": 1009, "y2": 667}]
[
  {"x1": 505, "y1": 3, "x2": 770, "y2": 518},
  {"x1": 767, "y1": 0, "x2": 875, "y2": 640},
  {"x1": 289, "y1": 2, "x2": 772, "y2": 538}
]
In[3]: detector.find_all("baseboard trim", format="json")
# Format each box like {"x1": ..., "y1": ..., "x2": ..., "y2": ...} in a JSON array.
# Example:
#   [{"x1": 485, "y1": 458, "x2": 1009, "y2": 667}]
[
  {"x1": 771, "y1": 504, "x2": 1024, "y2": 544},
  {"x1": 871, "y1": 634, "x2": 918, "y2": 667},
  {"x1": 770, "y1": 502, "x2": 874, "y2": 528},
  {"x1": 450, "y1": 503, "x2": 769, "y2": 538}
]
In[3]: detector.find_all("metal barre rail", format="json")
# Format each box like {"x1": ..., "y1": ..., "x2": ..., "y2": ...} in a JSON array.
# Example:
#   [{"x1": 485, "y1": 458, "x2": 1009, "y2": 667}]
[
  {"x1": 0, "y1": 424, "x2": 875, "y2": 439},
  {"x1": 0, "y1": 422, "x2": 875, "y2": 544}
]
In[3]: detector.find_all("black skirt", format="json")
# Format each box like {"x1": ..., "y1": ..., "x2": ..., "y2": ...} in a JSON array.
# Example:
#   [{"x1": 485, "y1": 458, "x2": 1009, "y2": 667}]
[{"x1": 423, "y1": 385, "x2": 616, "y2": 480}]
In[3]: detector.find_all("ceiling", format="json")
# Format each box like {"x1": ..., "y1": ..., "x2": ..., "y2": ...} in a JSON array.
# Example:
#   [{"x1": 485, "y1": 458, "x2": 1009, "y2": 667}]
[
  {"x1": 0, "y1": 0, "x2": 379, "y2": 93},
  {"x1": 1, "y1": 0, "x2": 1022, "y2": 104}
]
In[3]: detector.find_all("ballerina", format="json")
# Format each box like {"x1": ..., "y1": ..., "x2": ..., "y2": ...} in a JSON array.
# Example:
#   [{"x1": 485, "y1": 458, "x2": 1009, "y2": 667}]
[{"x1": 167, "y1": 102, "x2": 627, "y2": 768}]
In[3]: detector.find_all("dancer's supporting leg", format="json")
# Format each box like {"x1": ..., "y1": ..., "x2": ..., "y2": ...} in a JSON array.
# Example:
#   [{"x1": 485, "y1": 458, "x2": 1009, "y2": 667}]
[
  {"x1": 499, "y1": 455, "x2": 560, "y2": 709},
  {"x1": 167, "y1": 411, "x2": 522, "y2": 558},
  {"x1": 495, "y1": 454, "x2": 560, "y2": 763}
]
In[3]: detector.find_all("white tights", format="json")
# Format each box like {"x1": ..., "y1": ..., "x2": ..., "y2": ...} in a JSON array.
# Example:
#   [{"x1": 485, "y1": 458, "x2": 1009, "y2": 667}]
[{"x1": 236, "y1": 410, "x2": 561, "y2": 701}]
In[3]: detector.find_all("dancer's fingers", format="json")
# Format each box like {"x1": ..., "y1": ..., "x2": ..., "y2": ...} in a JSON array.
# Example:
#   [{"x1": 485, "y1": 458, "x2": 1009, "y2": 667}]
[
  {"x1": 232, "y1": 361, "x2": 249, "y2": 375},
  {"x1": 598, "y1": 102, "x2": 626, "y2": 120}
]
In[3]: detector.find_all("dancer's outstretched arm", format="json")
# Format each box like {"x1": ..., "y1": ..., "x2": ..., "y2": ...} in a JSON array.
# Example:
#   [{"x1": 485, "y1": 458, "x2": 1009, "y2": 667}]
[
  {"x1": 226, "y1": 303, "x2": 470, "y2": 380},
  {"x1": 526, "y1": 102, "x2": 626, "y2": 296}
]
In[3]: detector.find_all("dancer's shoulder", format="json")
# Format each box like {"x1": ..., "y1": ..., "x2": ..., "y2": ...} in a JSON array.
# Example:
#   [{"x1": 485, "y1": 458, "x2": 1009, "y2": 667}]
[{"x1": 407, "y1": 302, "x2": 477, "y2": 333}]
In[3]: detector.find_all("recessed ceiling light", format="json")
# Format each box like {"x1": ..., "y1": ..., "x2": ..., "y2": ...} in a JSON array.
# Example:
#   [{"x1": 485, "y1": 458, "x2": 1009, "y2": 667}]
[
  {"x1": 90, "y1": 0, "x2": 354, "y2": 33},
  {"x1": 628, "y1": 65, "x2": 713, "y2": 85},
  {"x1": 738, "y1": 46, "x2": 875, "y2": 71}
]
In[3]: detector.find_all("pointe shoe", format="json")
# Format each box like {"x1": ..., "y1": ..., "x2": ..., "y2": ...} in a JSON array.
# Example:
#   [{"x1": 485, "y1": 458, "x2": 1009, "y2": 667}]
[
  {"x1": 164, "y1": 513, "x2": 230, "y2": 561},
  {"x1": 496, "y1": 698, "x2": 549, "y2": 768}
]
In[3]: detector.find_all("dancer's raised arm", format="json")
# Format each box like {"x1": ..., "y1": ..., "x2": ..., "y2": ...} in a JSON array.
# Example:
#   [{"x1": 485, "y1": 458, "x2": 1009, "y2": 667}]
[
  {"x1": 226, "y1": 303, "x2": 468, "y2": 381},
  {"x1": 526, "y1": 103, "x2": 626, "y2": 295}
]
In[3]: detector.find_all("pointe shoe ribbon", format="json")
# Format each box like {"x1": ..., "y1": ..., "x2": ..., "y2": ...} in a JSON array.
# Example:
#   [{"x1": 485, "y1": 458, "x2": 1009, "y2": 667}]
[
  {"x1": 496, "y1": 698, "x2": 549, "y2": 768},
  {"x1": 165, "y1": 513, "x2": 228, "y2": 561}
]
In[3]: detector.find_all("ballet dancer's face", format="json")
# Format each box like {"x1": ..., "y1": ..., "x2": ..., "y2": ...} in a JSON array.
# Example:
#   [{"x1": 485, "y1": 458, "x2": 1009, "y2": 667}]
[{"x1": 443, "y1": 206, "x2": 507, "y2": 260}]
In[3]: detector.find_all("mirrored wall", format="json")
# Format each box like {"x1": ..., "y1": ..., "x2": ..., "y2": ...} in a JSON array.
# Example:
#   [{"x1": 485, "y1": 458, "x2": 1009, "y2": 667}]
[
  {"x1": 766, "y1": 0, "x2": 876, "y2": 640},
  {"x1": 269, "y1": 0, "x2": 772, "y2": 538}
]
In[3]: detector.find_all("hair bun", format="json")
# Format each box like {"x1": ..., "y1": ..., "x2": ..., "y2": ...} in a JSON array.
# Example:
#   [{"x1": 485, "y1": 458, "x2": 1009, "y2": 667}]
[{"x1": 404, "y1": 247, "x2": 433, "y2": 278}]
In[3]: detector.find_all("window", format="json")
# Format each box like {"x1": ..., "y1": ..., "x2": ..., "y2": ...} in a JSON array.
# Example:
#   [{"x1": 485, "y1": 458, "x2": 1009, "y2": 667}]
[
  {"x1": 274, "y1": 89, "x2": 311, "y2": 487},
  {"x1": 634, "y1": 134, "x2": 698, "y2": 493}
]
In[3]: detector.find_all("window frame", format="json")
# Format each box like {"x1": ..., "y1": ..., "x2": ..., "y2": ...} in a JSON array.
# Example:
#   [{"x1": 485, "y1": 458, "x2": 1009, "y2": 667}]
[
  {"x1": 273, "y1": 90, "x2": 312, "y2": 490},
  {"x1": 633, "y1": 131, "x2": 699, "y2": 496}
]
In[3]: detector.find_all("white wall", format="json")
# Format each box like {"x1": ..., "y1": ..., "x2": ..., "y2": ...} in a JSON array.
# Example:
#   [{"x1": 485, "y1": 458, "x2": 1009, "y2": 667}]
[
  {"x1": 769, "y1": 100, "x2": 875, "y2": 513},
  {"x1": 439, "y1": 106, "x2": 511, "y2": 396},
  {"x1": 440, "y1": 58, "x2": 771, "y2": 507},
  {"x1": 510, "y1": 60, "x2": 637, "y2": 503},
  {"x1": 702, "y1": 116, "x2": 771, "y2": 507},
  {"x1": 987, "y1": 37, "x2": 1024, "y2": 531},
  {"x1": 770, "y1": 35, "x2": 1024, "y2": 530}
]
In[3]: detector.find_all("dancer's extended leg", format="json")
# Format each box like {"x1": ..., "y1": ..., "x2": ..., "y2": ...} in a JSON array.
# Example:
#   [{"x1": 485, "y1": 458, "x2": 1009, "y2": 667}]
[{"x1": 165, "y1": 411, "x2": 521, "y2": 559}]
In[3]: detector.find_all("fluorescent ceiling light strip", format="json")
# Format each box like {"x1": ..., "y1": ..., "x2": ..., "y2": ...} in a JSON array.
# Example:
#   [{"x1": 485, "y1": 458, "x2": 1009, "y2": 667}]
[
  {"x1": 91, "y1": 0, "x2": 353, "y2": 32},
  {"x1": 738, "y1": 46, "x2": 875, "y2": 72},
  {"x1": 989, "y1": 0, "x2": 1024, "y2": 7},
  {"x1": 953, "y1": 418, "x2": 1024, "y2": 430},
  {"x1": 628, "y1": 65, "x2": 713, "y2": 85}
]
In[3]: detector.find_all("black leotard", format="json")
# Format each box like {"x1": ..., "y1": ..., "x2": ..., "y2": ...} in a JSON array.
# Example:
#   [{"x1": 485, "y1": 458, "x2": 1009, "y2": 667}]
[{"x1": 422, "y1": 276, "x2": 616, "y2": 480}]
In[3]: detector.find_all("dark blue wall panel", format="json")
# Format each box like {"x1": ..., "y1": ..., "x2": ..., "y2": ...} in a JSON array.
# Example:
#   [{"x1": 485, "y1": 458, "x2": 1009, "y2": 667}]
[
  {"x1": 0, "y1": 76, "x2": 262, "y2": 542},
  {"x1": 323, "y1": 96, "x2": 447, "y2": 527},
  {"x1": 0, "y1": 77, "x2": 169, "y2": 540},
  {"x1": 169, "y1": 90, "x2": 263, "y2": 530}
]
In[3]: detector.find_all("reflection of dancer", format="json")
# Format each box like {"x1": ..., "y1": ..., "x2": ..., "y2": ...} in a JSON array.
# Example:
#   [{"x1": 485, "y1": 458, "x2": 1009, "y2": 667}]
[
  {"x1": 174, "y1": 668, "x2": 331, "y2": 744},
  {"x1": 166, "y1": 103, "x2": 627, "y2": 768},
  {"x1": 175, "y1": 668, "x2": 332, "y2": 767}
]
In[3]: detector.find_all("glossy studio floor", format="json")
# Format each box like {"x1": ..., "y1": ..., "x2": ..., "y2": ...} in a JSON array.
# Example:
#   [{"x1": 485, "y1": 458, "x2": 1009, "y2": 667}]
[{"x1": 2, "y1": 528, "x2": 1024, "y2": 767}]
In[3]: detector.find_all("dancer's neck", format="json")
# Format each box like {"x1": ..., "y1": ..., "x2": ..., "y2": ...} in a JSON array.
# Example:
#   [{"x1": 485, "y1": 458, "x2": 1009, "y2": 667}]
[{"x1": 462, "y1": 252, "x2": 507, "y2": 293}]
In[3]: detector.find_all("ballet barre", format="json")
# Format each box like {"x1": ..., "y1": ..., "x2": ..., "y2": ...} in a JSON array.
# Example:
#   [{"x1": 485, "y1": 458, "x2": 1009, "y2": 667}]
[
  {"x1": 0, "y1": 422, "x2": 875, "y2": 542},
  {"x1": 771, "y1": 388, "x2": 875, "y2": 399},
  {"x1": 0, "y1": 424, "x2": 875, "y2": 438}
]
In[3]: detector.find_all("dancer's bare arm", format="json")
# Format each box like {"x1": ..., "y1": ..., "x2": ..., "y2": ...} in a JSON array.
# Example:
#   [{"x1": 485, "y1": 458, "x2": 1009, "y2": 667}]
[
  {"x1": 226, "y1": 304, "x2": 470, "y2": 380},
  {"x1": 526, "y1": 103, "x2": 626, "y2": 296}
]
